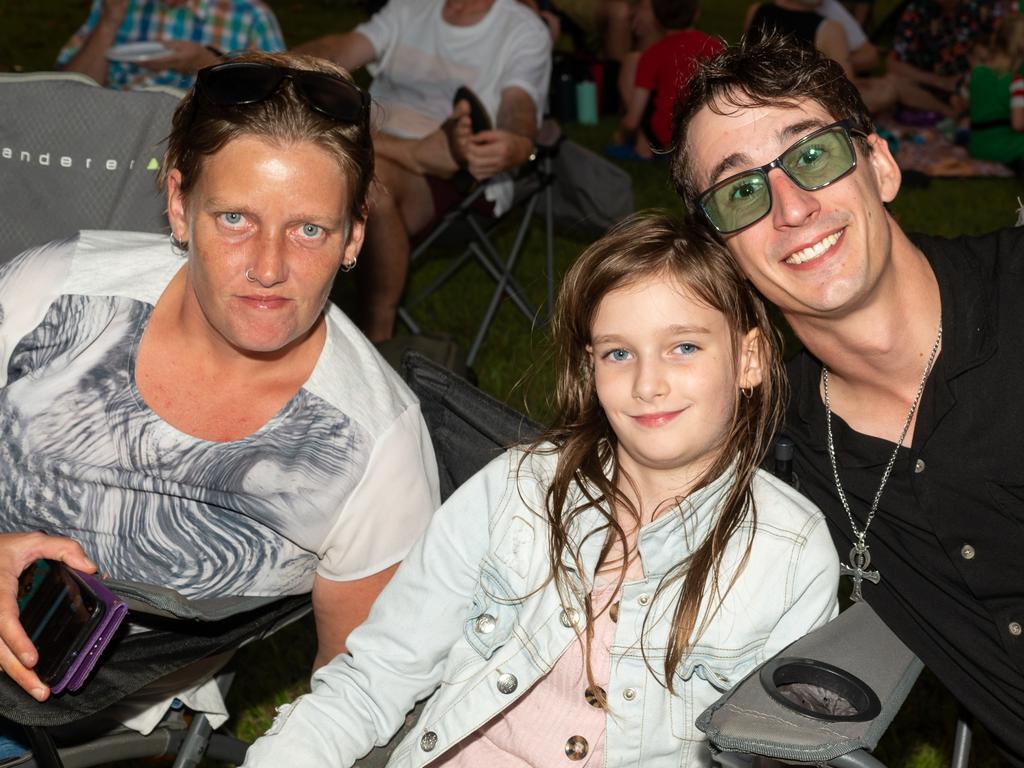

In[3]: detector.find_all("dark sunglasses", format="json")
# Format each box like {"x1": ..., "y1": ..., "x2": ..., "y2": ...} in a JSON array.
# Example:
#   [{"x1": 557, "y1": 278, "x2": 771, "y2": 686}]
[
  {"x1": 695, "y1": 120, "x2": 868, "y2": 235},
  {"x1": 194, "y1": 61, "x2": 370, "y2": 125}
]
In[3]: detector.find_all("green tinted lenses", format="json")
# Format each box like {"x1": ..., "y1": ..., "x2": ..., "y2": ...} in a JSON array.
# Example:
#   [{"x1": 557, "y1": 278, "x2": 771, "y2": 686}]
[{"x1": 697, "y1": 122, "x2": 861, "y2": 235}]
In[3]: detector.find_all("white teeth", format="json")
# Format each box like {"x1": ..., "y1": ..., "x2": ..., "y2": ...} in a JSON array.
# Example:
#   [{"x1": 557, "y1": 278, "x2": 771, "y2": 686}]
[{"x1": 786, "y1": 231, "x2": 840, "y2": 264}]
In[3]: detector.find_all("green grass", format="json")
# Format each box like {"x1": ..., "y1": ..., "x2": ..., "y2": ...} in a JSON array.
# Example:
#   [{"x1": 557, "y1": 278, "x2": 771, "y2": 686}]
[{"x1": 2, "y1": 1, "x2": 1018, "y2": 765}]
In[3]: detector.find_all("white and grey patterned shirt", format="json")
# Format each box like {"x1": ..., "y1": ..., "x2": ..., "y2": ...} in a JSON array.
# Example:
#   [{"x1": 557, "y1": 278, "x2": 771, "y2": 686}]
[{"x1": 0, "y1": 231, "x2": 439, "y2": 598}]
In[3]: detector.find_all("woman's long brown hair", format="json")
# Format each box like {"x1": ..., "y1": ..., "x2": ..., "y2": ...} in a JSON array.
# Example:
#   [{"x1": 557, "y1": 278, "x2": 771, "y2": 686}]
[{"x1": 527, "y1": 211, "x2": 786, "y2": 696}]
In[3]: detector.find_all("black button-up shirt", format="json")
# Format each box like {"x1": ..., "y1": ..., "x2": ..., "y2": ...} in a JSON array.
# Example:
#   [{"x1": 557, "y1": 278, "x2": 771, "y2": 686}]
[{"x1": 786, "y1": 227, "x2": 1024, "y2": 761}]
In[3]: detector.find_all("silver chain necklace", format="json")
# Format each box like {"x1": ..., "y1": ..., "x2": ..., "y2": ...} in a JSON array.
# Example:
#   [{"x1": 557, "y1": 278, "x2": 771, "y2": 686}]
[{"x1": 823, "y1": 322, "x2": 942, "y2": 602}]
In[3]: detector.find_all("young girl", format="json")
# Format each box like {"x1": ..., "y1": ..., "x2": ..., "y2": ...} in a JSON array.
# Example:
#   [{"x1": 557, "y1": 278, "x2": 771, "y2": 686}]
[{"x1": 243, "y1": 213, "x2": 839, "y2": 768}]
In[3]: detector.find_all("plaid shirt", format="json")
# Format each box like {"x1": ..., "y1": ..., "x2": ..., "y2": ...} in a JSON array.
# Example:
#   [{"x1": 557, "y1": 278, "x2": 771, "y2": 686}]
[{"x1": 57, "y1": 0, "x2": 285, "y2": 90}]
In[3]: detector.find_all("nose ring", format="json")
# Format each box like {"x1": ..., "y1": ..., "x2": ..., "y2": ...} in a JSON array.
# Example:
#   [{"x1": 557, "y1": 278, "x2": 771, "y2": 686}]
[{"x1": 244, "y1": 268, "x2": 257, "y2": 283}]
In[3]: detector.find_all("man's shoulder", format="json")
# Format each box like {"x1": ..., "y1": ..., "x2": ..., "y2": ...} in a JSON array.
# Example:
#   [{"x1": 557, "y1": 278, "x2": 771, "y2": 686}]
[
  {"x1": 911, "y1": 226, "x2": 1024, "y2": 276},
  {"x1": 492, "y1": 0, "x2": 550, "y2": 41}
]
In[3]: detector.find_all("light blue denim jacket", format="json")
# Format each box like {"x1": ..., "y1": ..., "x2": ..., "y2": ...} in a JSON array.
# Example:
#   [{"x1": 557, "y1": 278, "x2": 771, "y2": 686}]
[{"x1": 245, "y1": 449, "x2": 839, "y2": 768}]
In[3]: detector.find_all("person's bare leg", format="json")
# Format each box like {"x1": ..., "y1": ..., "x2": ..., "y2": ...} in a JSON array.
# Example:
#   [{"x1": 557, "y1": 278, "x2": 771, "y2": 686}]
[
  {"x1": 357, "y1": 156, "x2": 435, "y2": 342},
  {"x1": 618, "y1": 50, "x2": 641, "y2": 114},
  {"x1": 600, "y1": 0, "x2": 633, "y2": 62}
]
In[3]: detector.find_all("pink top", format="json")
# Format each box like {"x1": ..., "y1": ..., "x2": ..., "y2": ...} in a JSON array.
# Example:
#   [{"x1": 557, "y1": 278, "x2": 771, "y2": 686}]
[{"x1": 436, "y1": 580, "x2": 621, "y2": 767}]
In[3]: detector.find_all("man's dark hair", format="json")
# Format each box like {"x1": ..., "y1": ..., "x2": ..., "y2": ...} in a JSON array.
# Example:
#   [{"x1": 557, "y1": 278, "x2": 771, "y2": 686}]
[
  {"x1": 669, "y1": 33, "x2": 874, "y2": 215},
  {"x1": 651, "y1": 0, "x2": 699, "y2": 30}
]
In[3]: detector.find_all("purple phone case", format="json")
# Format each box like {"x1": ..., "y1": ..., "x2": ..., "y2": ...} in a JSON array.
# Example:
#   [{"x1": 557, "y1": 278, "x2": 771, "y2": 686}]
[{"x1": 48, "y1": 571, "x2": 127, "y2": 695}]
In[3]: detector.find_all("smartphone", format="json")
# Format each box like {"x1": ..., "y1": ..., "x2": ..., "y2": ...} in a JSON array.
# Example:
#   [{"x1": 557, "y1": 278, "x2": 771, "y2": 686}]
[{"x1": 17, "y1": 559, "x2": 126, "y2": 693}]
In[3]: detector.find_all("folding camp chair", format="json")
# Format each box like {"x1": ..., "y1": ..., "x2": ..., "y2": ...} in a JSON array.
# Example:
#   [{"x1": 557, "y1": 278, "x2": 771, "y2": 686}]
[
  {"x1": 0, "y1": 72, "x2": 178, "y2": 265},
  {"x1": 397, "y1": 120, "x2": 563, "y2": 368},
  {"x1": 0, "y1": 583, "x2": 311, "y2": 768}
]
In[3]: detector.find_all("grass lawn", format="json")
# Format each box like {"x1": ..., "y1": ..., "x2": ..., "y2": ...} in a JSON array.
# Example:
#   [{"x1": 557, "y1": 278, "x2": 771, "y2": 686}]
[{"x1": 2, "y1": 1, "x2": 1020, "y2": 766}]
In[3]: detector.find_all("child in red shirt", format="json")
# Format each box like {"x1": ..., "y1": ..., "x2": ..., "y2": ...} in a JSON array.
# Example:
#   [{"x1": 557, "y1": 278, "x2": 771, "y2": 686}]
[{"x1": 612, "y1": 0, "x2": 722, "y2": 159}]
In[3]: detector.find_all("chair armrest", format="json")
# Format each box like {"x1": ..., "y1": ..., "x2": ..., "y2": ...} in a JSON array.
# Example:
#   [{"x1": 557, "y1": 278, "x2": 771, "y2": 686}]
[{"x1": 698, "y1": 601, "x2": 923, "y2": 765}]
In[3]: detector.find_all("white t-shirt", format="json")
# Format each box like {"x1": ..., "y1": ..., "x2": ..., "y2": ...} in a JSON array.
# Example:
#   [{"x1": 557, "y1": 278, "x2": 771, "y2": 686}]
[
  {"x1": 358, "y1": 0, "x2": 551, "y2": 138},
  {"x1": 357, "y1": 0, "x2": 552, "y2": 214},
  {"x1": 819, "y1": 0, "x2": 868, "y2": 50},
  {"x1": 0, "y1": 231, "x2": 440, "y2": 598}
]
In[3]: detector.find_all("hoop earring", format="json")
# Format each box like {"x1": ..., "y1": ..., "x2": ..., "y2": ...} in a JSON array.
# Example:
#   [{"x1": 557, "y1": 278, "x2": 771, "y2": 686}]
[
  {"x1": 245, "y1": 268, "x2": 257, "y2": 282},
  {"x1": 340, "y1": 258, "x2": 357, "y2": 273},
  {"x1": 740, "y1": 386, "x2": 753, "y2": 399},
  {"x1": 170, "y1": 233, "x2": 189, "y2": 254}
]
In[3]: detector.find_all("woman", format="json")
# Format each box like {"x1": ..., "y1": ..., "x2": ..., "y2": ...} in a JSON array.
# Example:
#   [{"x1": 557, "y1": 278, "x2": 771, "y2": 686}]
[{"x1": 0, "y1": 51, "x2": 439, "y2": 704}]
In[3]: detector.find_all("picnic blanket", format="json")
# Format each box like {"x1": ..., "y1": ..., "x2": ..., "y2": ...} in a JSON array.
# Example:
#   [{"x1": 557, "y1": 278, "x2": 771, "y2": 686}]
[{"x1": 876, "y1": 116, "x2": 1014, "y2": 178}]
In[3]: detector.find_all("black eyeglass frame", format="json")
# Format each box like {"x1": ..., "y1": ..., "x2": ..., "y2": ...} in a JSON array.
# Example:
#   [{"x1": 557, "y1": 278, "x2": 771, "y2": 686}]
[
  {"x1": 193, "y1": 61, "x2": 371, "y2": 126},
  {"x1": 694, "y1": 119, "x2": 869, "y2": 235}
]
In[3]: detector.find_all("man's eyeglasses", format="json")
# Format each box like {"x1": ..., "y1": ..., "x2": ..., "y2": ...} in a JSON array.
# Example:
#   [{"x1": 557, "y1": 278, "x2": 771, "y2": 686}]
[
  {"x1": 695, "y1": 120, "x2": 867, "y2": 235},
  {"x1": 194, "y1": 62, "x2": 370, "y2": 126}
]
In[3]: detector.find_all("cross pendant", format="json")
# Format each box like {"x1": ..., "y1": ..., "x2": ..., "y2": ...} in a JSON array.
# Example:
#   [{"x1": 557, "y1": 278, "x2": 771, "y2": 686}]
[{"x1": 840, "y1": 542, "x2": 880, "y2": 602}]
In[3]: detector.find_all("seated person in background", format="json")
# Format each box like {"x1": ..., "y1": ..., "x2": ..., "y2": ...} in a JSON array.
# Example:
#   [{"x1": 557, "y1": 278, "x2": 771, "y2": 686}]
[
  {"x1": 58, "y1": 0, "x2": 285, "y2": 90},
  {"x1": 888, "y1": 0, "x2": 1009, "y2": 115},
  {"x1": 242, "y1": 212, "x2": 839, "y2": 768},
  {"x1": 296, "y1": 0, "x2": 551, "y2": 342},
  {"x1": 746, "y1": 0, "x2": 958, "y2": 116},
  {"x1": 969, "y1": 15, "x2": 1024, "y2": 165},
  {"x1": 0, "y1": 51, "x2": 439, "y2": 713},
  {"x1": 614, "y1": 0, "x2": 722, "y2": 159},
  {"x1": 818, "y1": 0, "x2": 877, "y2": 73}
]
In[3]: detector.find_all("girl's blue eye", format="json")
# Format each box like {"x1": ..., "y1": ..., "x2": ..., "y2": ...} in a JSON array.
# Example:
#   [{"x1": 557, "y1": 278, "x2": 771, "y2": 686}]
[
  {"x1": 675, "y1": 343, "x2": 698, "y2": 355},
  {"x1": 606, "y1": 348, "x2": 631, "y2": 362}
]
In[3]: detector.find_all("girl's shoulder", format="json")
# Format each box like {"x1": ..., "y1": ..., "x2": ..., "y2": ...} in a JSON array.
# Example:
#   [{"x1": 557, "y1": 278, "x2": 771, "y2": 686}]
[{"x1": 748, "y1": 467, "x2": 827, "y2": 532}]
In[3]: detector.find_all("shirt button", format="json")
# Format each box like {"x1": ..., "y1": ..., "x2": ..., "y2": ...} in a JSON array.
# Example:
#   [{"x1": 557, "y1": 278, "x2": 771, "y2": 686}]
[
  {"x1": 420, "y1": 731, "x2": 438, "y2": 752},
  {"x1": 496, "y1": 672, "x2": 518, "y2": 694},
  {"x1": 609, "y1": 601, "x2": 619, "y2": 622},
  {"x1": 1010, "y1": 622, "x2": 1022, "y2": 637},
  {"x1": 560, "y1": 608, "x2": 580, "y2": 628},
  {"x1": 637, "y1": 593, "x2": 651, "y2": 606},
  {"x1": 960, "y1": 544, "x2": 976, "y2": 560},
  {"x1": 564, "y1": 735, "x2": 589, "y2": 760},
  {"x1": 622, "y1": 687, "x2": 638, "y2": 701},
  {"x1": 474, "y1": 613, "x2": 496, "y2": 634},
  {"x1": 584, "y1": 686, "x2": 605, "y2": 707},
  {"x1": 914, "y1": 459, "x2": 926, "y2": 473}
]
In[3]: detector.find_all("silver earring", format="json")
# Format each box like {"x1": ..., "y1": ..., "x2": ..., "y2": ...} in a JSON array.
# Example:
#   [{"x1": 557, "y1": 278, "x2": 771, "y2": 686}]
[
  {"x1": 740, "y1": 386, "x2": 753, "y2": 399},
  {"x1": 340, "y1": 258, "x2": 357, "y2": 273},
  {"x1": 170, "y1": 233, "x2": 189, "y2": 253},
  {"x1": 245, "y1": 268, "x2": 257, "y2": 282}
]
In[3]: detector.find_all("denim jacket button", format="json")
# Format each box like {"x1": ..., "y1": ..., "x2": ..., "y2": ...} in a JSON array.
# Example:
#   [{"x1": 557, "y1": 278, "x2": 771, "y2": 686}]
[
  {"x1": 560, "y1": 608, "x2": 580, "y2": 628},
  {"x1": 637, "y1": 593, "x2": 651, "y2": 606},
  {"x1": 420, "y1": 731, "x2": 438, "y2": 752},
  {"x1": 622, "y1": 687, "x2": 638, "y2": 701},
  {"x1": 497, "y1": 672, "x2": 518, "y2": 694},
  {"x1": 474, "y1": 613, "x2": 497, "y2": 634},
  {"x1": 565, "y1": 735, "x2": 589, "y2": 760}
]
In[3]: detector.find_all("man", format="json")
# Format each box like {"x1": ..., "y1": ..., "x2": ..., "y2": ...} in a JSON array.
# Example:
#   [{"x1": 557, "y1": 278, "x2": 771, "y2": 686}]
[
  {"x1": 670, "y1": 35, "x2": 1024, "y2": 765},
  {"x1": 297, "y1": 0, "x2": 551, "y2": 341},
  {"x1": 58, "y1": 0, "x2": 284, "y2": 90}
]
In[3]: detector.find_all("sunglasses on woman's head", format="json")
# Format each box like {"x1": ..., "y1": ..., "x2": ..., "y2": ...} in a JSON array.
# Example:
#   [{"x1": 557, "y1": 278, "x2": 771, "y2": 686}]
[
  {"x1": 194, "y1": 62, "x2": 370, "y2": 125},
  {"x1": 695, "y1": 120, "x2": 868, "y2": 235}
]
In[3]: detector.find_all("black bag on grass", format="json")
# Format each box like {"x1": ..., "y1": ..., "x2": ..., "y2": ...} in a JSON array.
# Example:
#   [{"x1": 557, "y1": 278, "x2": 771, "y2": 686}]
[{"x1": 548, "y1": 140, "x2": 634, "y2": 235}]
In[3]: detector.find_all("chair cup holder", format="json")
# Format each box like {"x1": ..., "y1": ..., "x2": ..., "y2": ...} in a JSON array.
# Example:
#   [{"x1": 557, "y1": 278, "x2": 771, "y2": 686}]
[{"x1": 759, "y1": 657, "x2": 882, "y2": 722}]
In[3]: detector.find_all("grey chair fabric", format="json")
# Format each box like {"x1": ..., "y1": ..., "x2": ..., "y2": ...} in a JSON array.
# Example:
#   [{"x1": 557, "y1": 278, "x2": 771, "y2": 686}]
[
  {"x1": 697, "y1": 601, "x2": 924, "y2": 766},
  {"x1": 0, "y1": 72, "x2": 180, "y2": 265}
]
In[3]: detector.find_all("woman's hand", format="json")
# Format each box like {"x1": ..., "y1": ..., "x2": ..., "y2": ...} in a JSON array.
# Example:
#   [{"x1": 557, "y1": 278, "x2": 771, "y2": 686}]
[{"x1": 0, "y1": 532, "x2": 96, "y2": 700}]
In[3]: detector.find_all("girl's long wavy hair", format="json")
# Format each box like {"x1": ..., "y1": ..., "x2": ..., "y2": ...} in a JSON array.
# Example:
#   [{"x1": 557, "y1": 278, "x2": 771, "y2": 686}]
[{"x1": 530, "y1": 211, "x2": 786, "y2": 695}]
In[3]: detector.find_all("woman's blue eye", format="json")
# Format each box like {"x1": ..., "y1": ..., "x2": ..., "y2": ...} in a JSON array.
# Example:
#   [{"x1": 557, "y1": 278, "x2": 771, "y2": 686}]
[
  {"x1": 300, "y1": 223, "x2": 323, "y2": 239},
  {"x1": 221, "y1": 212, "x2": 244, "y2": 226}
]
